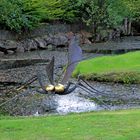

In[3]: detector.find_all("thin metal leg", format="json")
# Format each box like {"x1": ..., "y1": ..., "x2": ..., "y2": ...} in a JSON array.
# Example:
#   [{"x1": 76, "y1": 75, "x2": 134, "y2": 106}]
[
  {"x1": 36, "y1": 89, "x2": 48, "y2": 94},
  {"x1": 56, "y1": 82, "x2": 77, "y2": 95},
  {"x1": 78, "y1": 85, "x2": 110, "y2": 110},
  {"x1": 78, "y1": 78, "x2": 108, "y2": 95}
]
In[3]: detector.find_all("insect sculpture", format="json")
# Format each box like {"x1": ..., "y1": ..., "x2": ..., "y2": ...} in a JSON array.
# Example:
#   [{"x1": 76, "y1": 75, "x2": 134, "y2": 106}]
[
  {"x1": 0, "y1": 33, "x2": 109, "y2": 109},
  {"x1": 36, "y1": 33, "x2": 82, "y2": 95}
]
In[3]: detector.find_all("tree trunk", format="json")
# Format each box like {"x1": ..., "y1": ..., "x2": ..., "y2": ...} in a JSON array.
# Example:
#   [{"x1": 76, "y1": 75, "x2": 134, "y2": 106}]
[
  {"x1": 128, "y1": 20, "x2": 132, "y2": 35},
  {"x1": 124, "y1": 18, "x2": 128, "y2": 35}
]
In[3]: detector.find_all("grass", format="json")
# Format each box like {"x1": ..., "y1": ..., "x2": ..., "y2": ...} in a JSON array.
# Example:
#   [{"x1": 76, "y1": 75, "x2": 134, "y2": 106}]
[
  {"x1": 0, "y1": 109, "x2": 140, "y2": 140},
  {"x1": 73, "y1": 51, "x2": 140, "y2": 84}
]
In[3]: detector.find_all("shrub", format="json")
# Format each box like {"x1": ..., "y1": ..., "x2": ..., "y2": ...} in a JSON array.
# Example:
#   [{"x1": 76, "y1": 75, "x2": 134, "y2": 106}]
[
  {"x1": 0, "y1": 0, "x2": 75, "y2": 32},
  {"x1": 0, "y1": 0, "x2": 45, "y2": 31}
]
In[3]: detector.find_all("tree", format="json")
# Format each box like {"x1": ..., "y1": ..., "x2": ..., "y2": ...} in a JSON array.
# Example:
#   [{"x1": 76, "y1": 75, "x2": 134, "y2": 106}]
[
  {"x1": 72, "y1": 0, "x2": 109, "y2": 40},
  {"x1": 0, "y1": 0, "x2": 75, "y2": 32},
  {"x1": 107, "y1": 0, "x2": 140, "y2": 35}
]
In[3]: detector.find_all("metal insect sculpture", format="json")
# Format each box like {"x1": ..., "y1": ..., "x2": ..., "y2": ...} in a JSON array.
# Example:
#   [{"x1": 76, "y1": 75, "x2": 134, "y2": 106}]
[
  {"x1": 32, "y1": 33, "x2": 109, "y2": 108},
  {"x1": 0, "y1": 33, "x2": 109, "y2": 109},
  {"x1": 36, "y1": 33, "x2": 82, "y2": 95}
]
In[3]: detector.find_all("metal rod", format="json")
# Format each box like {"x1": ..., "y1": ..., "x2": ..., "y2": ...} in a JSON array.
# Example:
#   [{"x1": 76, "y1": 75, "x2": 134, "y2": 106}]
[
  {"x1": 0, "y1": 76, "x2": 37, "y2": 107},
  {"x1": 78, "y1": 85, "x2": 110, "y2": 110}
]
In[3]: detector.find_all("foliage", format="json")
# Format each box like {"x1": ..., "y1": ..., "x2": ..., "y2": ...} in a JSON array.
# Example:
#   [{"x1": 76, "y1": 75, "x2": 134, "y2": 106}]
[
  {"x1": 0, "y1": 0, "x2": 140, "y2": 32},
  {"x1": 107, "y1": 0, "x2": 140, "y2": 27},
  {"x1": 73, "y1": 51, "x2": 140, "y2": 84},
  {"x1": 0, "y1": 0, "x2": 75, "y2": 32},
  {"x1": 73, "y1": 0, "x2": 109, "y2": 33},
  {"x1": 0, "y1": 109, "x2": 140, "y2": 140},
  {"x1": 41, "y1": 0, "x2": 74, "y2": 21},
  {"x1": 0, "y1": 0, "x2": 45, "y2": 31}
]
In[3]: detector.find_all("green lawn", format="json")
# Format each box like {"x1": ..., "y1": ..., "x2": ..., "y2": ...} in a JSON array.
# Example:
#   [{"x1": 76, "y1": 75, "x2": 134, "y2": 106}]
[
  {"x1": 73, "y1": 51, "x2": 140, "y2": 84},
  {"x1": 0, "y1": 109, "x2": 140, "y2": 140}
]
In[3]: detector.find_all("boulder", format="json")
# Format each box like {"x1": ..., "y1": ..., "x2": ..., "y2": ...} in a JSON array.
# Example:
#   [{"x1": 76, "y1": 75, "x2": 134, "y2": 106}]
[
  {"x1": 22, "y1": 39, "x2": 38, "y2": 51},
  {"x1": 7, "y1": 40, "x2": 17, "y2": 50},
  {"x1": 34, "y1": 37, "x2": 48, "y2": 49},
  {"x1": 16, "y1": 44, "x2": 25, "y2": 53},
  {"x1": 44, "y1": 34, "x2": 68, "y2": 47},
  {"x1": 0, "y1": 40, "x2": 17, "y2": 54},
  {"x1": 1, "y1": 40, "x2": 17, "y2": 50},
  {"x1": 55, "y1": 33, "x2": 68, "y2": 46}
]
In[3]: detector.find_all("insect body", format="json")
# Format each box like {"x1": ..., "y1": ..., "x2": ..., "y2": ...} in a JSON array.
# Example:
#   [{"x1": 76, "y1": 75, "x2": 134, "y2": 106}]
[
  {"x1": 45, "y1": 84, "x2": 64, "y2": 93},
  {"x1": 36, "y1": 33, "x2": 81, "y2": 95}
]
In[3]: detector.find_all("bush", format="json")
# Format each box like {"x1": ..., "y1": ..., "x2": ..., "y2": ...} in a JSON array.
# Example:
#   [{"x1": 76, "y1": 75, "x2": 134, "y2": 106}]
[
  {"x1": 0, "y1": 0, "x2": 75, "y2": 32},
  {"x1": 0, "y1": 0, "x2": 45, "y2": 31}
]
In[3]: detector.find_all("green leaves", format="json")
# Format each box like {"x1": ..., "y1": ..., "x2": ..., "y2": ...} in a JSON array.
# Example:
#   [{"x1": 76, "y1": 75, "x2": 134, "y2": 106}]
[
  {"x1": 0, "y1": 0, "x2": 140, "y2": 32},
  {"x1": 0, "y1": 0, "x2": 75, "y2": 32},
  {"x1": 0, "y1": 0, "x2": 44, "y2": 32}
]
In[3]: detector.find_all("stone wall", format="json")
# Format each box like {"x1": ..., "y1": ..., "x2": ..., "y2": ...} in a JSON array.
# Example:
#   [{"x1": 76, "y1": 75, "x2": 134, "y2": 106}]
[
  {"x1": 0, "y1": 23, "x2": 86, "y2": 40},
  {"x1": 0, "y1": 23, "x2": 92, "y2": 55},
  {"x1": 0, "y1": 23, "x2": 122, "y2": 55}
]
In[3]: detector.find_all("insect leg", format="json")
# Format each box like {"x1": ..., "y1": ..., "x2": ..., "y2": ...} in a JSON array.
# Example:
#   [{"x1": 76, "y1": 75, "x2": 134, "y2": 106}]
[
  {"x1": 36, "y1": 89, "x2": 48, "y2": 94},
  {"x1": 57, "y1": 82, "x2": 77, "y2": 95},
  {"x1": 78, "y1": 84, "x2": 110, "y2": 110}
]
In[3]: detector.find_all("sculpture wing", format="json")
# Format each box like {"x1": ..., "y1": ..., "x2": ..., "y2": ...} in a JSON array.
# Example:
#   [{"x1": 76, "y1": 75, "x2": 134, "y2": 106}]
[
  {"x1": 46, "y1": 56, "x2": 54, "y2": 84},
  {"x1": 61, "y1": 37, "x2": 82, "y2": 84}
]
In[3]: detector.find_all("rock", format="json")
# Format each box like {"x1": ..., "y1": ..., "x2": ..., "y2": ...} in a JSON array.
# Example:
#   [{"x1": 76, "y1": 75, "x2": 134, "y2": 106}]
[
  {"x1": 44, "y1": 34, "x2": 68, "y2": 47},
  {"x1": 7, "y1": 50, "x2": 15, "y2": 54},
  {"x1": 44, "y1": 36, "x2": 53, "y2": 45},
  {"x1": 22, "y1": 39, "x2": 38, "y2": 51},
  {"x1": 34, "y1": 37, "x2": 47, "y2": 49},
  {"x1": 16, "y1": 45, "x2": 25, "y2": 53},
  {"x1": 4, "y1": 40, "x2": 17, "y2": 51},
  {"x1": 80, "y1": 31, "x2": 92, "y2": 44},
  {"x1": 56, "y1": 34, "x2": 68, "y2": 46},
  {"x1": 47, "y1": 44, "x2": 55, "y2": 51},
  {"x1": 0, "y1": 40, "x2": 17, "y2": 54}
]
